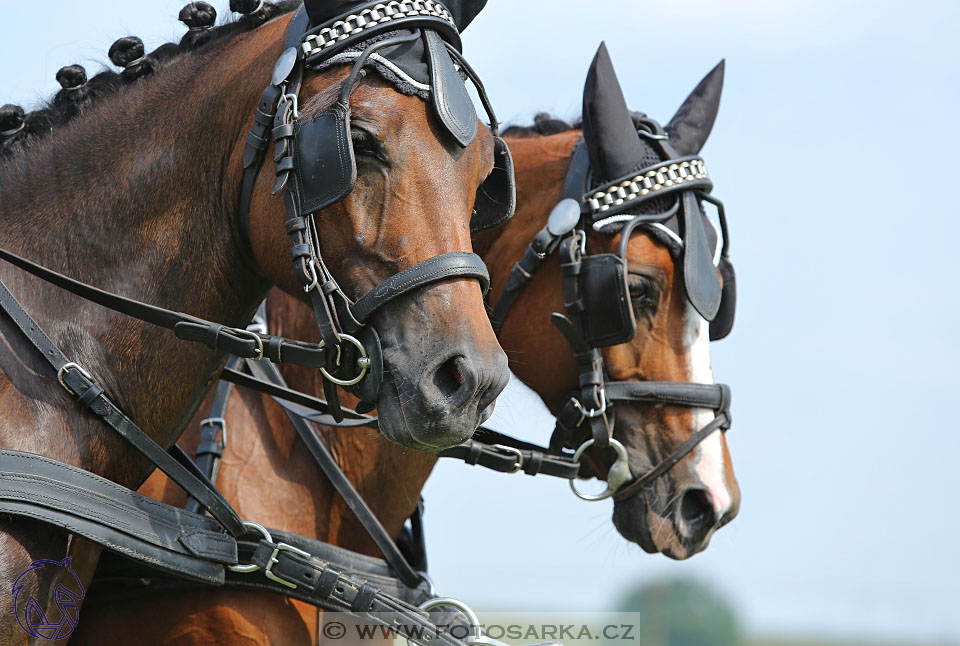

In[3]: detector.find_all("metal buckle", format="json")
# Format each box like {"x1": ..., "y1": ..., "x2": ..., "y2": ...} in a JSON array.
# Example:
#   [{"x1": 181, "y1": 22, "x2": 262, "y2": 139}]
[
  {"x1": 264, "y1": 541, "x2": 312, "y2": 590},
  {"x1": 491, "y1": 444, "x2": 524, "y2": 474},
  {"x1": 228, "y1": 522, "x2": 272, "y2": 573},
  {"x1": 568, "y1": 437, "x2": 630, "y2": 502},
  {"x1": 200, "y1": 417, "x2": 227, "y2": 447},
  {"x1": 231, "y1": 328, "x2": 264, "y2": 361},
  {"x1": 570, "y1": 388, "x2": 607, "y2": 427},
  {"x1": 319, "y1": 333, "x2": 370, "y2": 386},
  {"x1": 57, "y1": 362, "x2": 93, "y2": 396}
]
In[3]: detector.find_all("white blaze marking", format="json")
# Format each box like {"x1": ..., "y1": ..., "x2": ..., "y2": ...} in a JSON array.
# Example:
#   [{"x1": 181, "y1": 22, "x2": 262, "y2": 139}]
[{"x1": 684, "y1": 303, "x2": 732, "y2": 515}]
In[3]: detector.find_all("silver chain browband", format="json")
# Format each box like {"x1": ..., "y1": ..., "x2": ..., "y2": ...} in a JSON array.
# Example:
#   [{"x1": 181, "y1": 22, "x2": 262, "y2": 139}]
[
  {"x1": 587, "y1": 157, "x2": 709, "y2": 216},
  {"x1": 302, "y1": 0, "x2": 455, "y2": 57}
]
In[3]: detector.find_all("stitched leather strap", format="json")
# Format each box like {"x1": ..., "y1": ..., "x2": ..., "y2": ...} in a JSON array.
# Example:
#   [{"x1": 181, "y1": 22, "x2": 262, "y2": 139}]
[
  {"x1": 246, "y1": 358, "x2": 423, "y2": 589},
  {"x1": 0, "y1": 274, "x2": 246, "y2": 536},
  {"x1": 612, "y1": 411, "x2": 731, "y2": 501},
  {"x1": 0, "y1": 450, "x2": 235, "y2": 583},
  {"x1": 0, "y1": 245, "x2": 329, "y2": 368},
  {"x1": 605, "y1": 381, "x2": 731, "y2": 410},
  {"x1": 351, "y1": 251, "x2": 489, "y2": 324}
]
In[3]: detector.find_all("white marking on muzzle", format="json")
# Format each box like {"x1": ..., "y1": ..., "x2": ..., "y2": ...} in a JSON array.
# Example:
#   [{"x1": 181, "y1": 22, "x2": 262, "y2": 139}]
[{"x1": 684, "y1": 303, "x2": 732, "y2": 516}]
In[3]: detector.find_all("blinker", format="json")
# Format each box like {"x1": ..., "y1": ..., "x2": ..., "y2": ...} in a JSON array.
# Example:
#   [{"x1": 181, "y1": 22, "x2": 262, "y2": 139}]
[
  {"x1": 547, "y1": 199, "x2": 581, "y2": 237},
  {"x1": 579, "y1": 253, "x2": 636, "y2": 348}
]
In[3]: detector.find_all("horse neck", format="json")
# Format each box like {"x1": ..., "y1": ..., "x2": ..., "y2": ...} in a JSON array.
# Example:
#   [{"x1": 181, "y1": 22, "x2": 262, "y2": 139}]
[
  {"x1": 265, "y1": 290, "x2": 437, "y2": 551},
  {"x1": 478, "y1": 131, "x2": 583, "y2": 411},
  {"x1": 0, "y1": 23, "x2": 285, "y2": 480}
]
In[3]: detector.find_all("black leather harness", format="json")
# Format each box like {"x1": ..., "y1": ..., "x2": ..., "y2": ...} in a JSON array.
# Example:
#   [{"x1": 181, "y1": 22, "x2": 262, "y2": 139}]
[
  {"x1": 0, "y1": 3, "x2": 519, "y2": 642},
  {"x1": 236, "y1": 4, "x2": 515, "y2": 413},
  {"x1": 487, "y1": 116, "x2": 736, "y2": 501}
]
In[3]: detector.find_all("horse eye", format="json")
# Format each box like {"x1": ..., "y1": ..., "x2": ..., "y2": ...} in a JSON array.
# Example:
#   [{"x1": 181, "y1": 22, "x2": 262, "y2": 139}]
[
  {"x1": 351, "y1": 128, "x2": 385, "y2": 161},
  {"x1": 628, "y1": 273, "x2": 658, "y2": 311}
]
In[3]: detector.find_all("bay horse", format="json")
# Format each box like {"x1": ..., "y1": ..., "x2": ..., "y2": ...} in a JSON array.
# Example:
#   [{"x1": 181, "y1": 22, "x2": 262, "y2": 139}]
[
  {"x1": 0, "y1": 1, "x2": 510, "y2": 643},
  {"x1": 71, "y1": 46, "x2": 740, "y2": 645}
]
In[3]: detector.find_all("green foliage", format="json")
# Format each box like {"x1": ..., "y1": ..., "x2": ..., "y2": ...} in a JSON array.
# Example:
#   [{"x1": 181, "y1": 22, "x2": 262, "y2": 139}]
[{"x1": 613, "y1": 578, "x2": 741, "y2": 646}]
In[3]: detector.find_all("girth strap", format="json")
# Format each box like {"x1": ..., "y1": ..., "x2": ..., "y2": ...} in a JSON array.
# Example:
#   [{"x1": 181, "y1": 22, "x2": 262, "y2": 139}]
[{"x1": 0, "y1": 450, "x2": 235, "y2": 584}]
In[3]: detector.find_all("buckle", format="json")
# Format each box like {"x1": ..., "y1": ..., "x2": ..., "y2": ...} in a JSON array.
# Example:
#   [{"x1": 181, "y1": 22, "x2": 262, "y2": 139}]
[
  {"x1": 490, "y1": 444, "x2": 524, "y2": 474},
  {"x1": 264, "y1": 541, "x2": 312, "y2": 590},
  {"x1": 200, "y1": 417, "x2": 227, "y2": 447},
  {"x1": 57, "y1": 362, "x2": 94, "y2": 396},
  {"x1": 231, "y1": 328, "x2": 264, "y2": 361}
]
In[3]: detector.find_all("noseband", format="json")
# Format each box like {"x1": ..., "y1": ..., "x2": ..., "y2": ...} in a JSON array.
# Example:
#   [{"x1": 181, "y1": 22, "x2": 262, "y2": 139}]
[
  {"x1": 489, "y1": 116, "x2": 736, "y2": 502},
  {"x1": 237, "y1": 4, "x2": 515, "y2": 411}
]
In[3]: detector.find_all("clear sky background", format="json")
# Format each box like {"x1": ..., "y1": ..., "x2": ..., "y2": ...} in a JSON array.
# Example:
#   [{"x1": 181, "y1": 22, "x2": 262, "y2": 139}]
[{"x1": 2, "y1": 1, "x2": 958, "y2": 642}]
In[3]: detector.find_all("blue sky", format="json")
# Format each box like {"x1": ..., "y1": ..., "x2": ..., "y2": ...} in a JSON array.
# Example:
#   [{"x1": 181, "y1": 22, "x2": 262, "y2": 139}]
[{"x1": 2, "y1": 1, "x2": 958, "y2": 642}]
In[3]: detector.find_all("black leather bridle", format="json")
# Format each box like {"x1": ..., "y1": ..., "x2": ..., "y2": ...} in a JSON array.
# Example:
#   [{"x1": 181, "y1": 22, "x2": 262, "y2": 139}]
[
  {"x1": 236, "y1": 4, "x2": 515, "y2": 413},
  {"x1": 487, "y1": 116, "x2": 735, "y2": 502},
  {"x1": 0, "y1": 3, "x2": 517, "y2": 642}
]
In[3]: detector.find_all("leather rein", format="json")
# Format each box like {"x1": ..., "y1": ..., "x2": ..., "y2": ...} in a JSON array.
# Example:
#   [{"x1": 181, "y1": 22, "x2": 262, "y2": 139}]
[{"x1": 0, "y1": 4, "x2": 518, "y2": 644}]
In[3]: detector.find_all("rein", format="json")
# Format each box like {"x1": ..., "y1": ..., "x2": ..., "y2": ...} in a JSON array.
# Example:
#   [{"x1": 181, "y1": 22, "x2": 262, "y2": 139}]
[
  {"x1": 0, "y1": 3, "x2": 520, "y2": 644},
  {"x1": 486, "y1": 121, "x2": 735, "y2": 502}
]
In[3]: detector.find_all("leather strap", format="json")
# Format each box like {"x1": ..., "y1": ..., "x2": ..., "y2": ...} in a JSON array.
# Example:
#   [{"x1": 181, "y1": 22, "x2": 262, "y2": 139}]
[
  {"x1": 0, "y1": 245, "x2": 330, "y2": 368},
  {"x1": 351, "y1": 251, "x2": 490, "y2": 324},
  {"x1": 605, "y1": 381, "x2": 731, "y2": 410},
  {"x1": 184, "y1": 358, "x2": 239, "y2": 515},
  {"x1": 0, "y1": 450, "x2": 235, "y2": 584},
  {"x1": 438, "y1": 439, "x2": 581, "y2": 479},
  {"x1": 0, "y1": 274, "x2": 245, "y2": 536},
  {"x1": 612, "y1": 411, "x2": 731, "y2": 501},
  {"x1": 246, "y1": 359, "x2": 424, "y2": 589},
  {"x1": 489, "y1": 227, "x2": 559, "y2": 334}
]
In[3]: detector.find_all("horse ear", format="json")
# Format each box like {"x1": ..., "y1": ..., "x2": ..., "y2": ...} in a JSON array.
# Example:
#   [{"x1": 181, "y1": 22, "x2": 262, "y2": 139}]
[
  {"x1": 443, "y1": 0, "x2": 489, "y2": 31},
  {"x1": 582, "y1": 42, "x2": 648, "y2": 181},
  {"x1": 665, "y1": 60, "x2": 724, "y2": 156}
]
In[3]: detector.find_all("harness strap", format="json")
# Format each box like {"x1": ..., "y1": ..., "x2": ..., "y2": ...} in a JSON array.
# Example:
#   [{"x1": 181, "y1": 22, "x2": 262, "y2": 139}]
[
  {"x1": 489, "y1": 227, "x2": 558, "y2": 334},
  {"x1": 605, "y1": 380, "x2": 731, "y2": 410},
  {"x1": 612, "y1": 411, "x2": 731, "y2": 502},
  {"x1": 351, "y1": 251, "x2": 490, "y2": 324},
  {"x1": 245, "y1": 358, "x2": 424, "y2": 589},
  {"x1": 0, "y1": 450, "x2": 235, "y2": 583},
  {"x1": 220, "y1": 366, "x2": 372, "y2": 423},
  {"x1": 437, "y1": 439, "x2": 581, "y2": 479},
  {"x1": 0, "y1": 245, "x2": 332, "y2": 369},
  {"x1": 184, "y1": 357, "x2": 239, "y2": 515},
  {"x1": 0, "y1": 275, "x2": 246, "y2": 536}
]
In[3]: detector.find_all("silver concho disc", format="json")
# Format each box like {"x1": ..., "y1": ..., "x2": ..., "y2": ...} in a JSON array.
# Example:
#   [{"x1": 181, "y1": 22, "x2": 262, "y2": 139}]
[
  {"x1": 272, "y1": 47, "x2": 299, "y2": 87},
  {"x1": 547, "y1": 198, "x2": 582, "y2": 236}
]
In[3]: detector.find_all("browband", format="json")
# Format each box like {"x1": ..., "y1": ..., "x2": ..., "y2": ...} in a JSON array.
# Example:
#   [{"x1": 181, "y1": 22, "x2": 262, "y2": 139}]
[{"x1": 585, "y1": 156, "x2": 711, "y2": 219}]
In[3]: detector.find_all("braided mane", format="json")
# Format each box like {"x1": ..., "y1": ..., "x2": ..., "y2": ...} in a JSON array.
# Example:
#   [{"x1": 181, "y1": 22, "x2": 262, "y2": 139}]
[
  {"x1": 0, "y1": 0, "x2": 299, "y2": 161},
  {"x1": 502, "y1": 112, "x2": 580, "y2": 138}
]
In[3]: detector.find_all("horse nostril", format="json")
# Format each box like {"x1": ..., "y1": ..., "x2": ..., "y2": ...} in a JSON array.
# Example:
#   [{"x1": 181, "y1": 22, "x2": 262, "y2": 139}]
[
  {"x1": 678, "y1": 488, "x2": 717, "y2": 544},
  {"x1": 432, "y1": 355, "x2": 470, "y2": 401}
]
